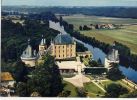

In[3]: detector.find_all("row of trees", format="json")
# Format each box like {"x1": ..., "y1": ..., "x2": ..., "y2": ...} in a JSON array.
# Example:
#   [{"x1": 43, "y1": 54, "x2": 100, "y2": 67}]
[
  {"x1": 3, "y1": 7, "x2": 137, "y2": 18},
  {"x1": 79, "y1": 25, "x2": 91, "y2": 31}
]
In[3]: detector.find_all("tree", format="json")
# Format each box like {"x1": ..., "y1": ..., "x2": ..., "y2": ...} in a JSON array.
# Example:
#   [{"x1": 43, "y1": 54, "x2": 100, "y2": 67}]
[
  {"x1": 105, "y1": 83, "x2": 128, "y2": 97},
  {"x1": 68, "y1": 24, "x2": 74, "y2": 31},
  {"x1": 27, "y1": 66, "x2": 51, "y2": 96},
  {"x1": 107, "y1": 64, "x2": 125, "y2": 81},
  {"x1": 76, "y1": 88, "x2": 87, "y2": 97},
  {"x1": 12, "y1": 60, "x2": 28, "y2": 82},
  {"x1": 79, "y1": 26, "x2": 83, "y2": 30},
  {"x1": 89, "y1": 60, "x2": 98, "y2": 67},
  {"x1": 121, "y1": 90, "x2": 137, "y2": 98},
  {"x1": 16, "y1": 82, "x2": 29, "y2": 97},
  {"x1": 43, "y1": 54, "x2": 63, "y2": 96},
  {"x1": 59, "y1": 90, "x2": 71, "y2": 97},
  {"x1": 83, "y1": 25, "x2": 90, "y2": 30},
  {"x1": 27, "y1": 54, "x2": 63, "y2": 97}
]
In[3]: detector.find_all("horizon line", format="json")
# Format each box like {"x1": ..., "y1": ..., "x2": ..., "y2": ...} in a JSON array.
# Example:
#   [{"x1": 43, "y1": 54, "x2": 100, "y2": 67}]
[{"x1": 2, "y1": 5, "x2": 137, "y2": 8}]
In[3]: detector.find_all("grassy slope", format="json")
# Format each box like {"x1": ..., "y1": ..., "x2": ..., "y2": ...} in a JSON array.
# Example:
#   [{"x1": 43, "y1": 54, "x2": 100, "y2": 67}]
[
  {"x1": 84, "y1": 82, "x2": 105, "y2": 97},
  {"x1": 63, "y1": 15, "x2": 137, "y2": 54},
  {"x1": 63, "y1": 81, "x2": 78, "y2": 97}
]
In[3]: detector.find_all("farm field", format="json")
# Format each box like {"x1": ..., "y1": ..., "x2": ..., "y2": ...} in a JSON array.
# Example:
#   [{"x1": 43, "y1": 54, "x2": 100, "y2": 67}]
[
  {"x1": 63, "y1": 14, "x2": 137, "y2": 30},
  {"x1": 63, "y1": 15, "x2": 137, "y2": 54},
  {"x1": 80, "y1": 28, "x2": 137, "y2": 54}
]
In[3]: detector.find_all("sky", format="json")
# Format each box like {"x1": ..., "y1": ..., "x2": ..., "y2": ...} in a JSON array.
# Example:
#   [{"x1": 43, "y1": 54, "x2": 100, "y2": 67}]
[{"x1": 2, "y1": 0, "x2": 137, "y2": 7}]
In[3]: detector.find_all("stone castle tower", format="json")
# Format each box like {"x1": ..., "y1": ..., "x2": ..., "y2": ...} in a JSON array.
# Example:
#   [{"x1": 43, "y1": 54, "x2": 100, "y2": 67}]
[
  {"x1": 39, "y1": 35, "x2": 47, "y2": 56},
  {"x1": 20, "y1": 39, "x2": 38, "y2": 67}
]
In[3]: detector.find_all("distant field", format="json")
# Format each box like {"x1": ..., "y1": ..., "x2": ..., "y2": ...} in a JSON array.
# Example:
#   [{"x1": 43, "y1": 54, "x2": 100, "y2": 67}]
[
  {"x1": 80, "y1": 27, "x2": 137, "y2": 54},
  {"x1": 63, "y1": 14, "x2": 137, "y2": 30},
  {"x1": 63, "y1": 15, "x2": 137, "y2": 54}
]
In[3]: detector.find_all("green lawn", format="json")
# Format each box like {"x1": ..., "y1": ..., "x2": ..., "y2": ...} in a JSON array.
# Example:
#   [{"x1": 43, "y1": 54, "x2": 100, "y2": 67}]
[
  {"x1": 84, "y1": 82, "x2": 105, "y2": 97},
  {"x1": 101, "y1": 80, "x2": 114, "y2": 88},
  {"x1": 63, "y1": 81, "x2": 78, "y2": 97}
]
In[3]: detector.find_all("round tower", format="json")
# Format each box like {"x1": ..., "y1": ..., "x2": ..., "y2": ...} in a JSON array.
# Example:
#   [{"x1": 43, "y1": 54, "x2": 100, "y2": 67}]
[{"x1": 21, "y1": 39, "x2": 38, "y2": 67}]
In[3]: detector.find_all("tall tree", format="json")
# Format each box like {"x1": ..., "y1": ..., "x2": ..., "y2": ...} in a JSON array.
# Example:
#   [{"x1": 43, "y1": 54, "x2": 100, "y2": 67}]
[
  {"x1": 121, "y1": 90, "x2": 137, "y2": 98},
  {"x1": 27, "y1": 54, "x2": 63, "y2": 97},
  {"x1": 12, "y1": 60, "x2": 28, "y2": 82},
  {"x1": 107, "y1": 64, "x2": 125, "y2": 81},
  {"x1": 79, "y1": 26, "x2": 83, "y2": 30},
  {"x1": 16, "y1": 82, "x2": 29, "y2": 97},
  {"x1": 105, "y1": 83, "x2": 128, "y2": 97}
]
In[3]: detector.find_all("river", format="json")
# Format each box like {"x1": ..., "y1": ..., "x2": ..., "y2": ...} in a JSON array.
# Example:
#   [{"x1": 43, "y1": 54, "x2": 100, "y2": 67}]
[
  {"x1": 49, "y1": 20, "x2": 137, "y2": 82},
  {"x1": 74, "y1": 38, "x2": 137, "y2": 83}
]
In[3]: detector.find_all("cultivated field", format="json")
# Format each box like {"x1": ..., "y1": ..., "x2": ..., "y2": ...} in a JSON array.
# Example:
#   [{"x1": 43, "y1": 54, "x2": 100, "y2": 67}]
[
  {"x1": 63, "y1": 15, "x2": 137, "y2": 54},
  {"x1": 80, "y1": 27, "x2": 137, "y2": 54}
]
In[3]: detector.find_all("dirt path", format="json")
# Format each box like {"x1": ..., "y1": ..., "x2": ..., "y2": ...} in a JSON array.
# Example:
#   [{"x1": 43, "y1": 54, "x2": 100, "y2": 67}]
[{"x1": 63, "y1": 74, "x2": 90, "y2": 87}]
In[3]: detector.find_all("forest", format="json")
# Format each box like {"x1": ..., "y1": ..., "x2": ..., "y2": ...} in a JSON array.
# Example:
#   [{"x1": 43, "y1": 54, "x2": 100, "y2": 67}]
[{"x1": 2, "y1": 6, "x2": 137, "y2": 18}]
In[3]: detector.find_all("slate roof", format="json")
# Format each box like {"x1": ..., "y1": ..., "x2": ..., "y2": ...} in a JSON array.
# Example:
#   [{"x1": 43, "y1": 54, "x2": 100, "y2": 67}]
[
  {"x1": 54, "y1": 33, "x2": 74, "y2": 45},
  {"x1": 40, "y1": 38, "x2": 46, "y2": 45},
  {"x1": 107, "y1": 49, "x2": 119, "y2": 61},
  {"x1": 21, "y1": 39, "x2": 37, "y2": 59},
  {"x1": 40, "y1": 35, "x2": 46, "y2": 45}
]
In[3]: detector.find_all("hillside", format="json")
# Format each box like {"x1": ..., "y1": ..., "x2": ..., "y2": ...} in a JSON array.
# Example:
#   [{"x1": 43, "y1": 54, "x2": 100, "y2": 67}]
[{"x1": 2, "y1": 6, "x2": 137, "y2": 19}]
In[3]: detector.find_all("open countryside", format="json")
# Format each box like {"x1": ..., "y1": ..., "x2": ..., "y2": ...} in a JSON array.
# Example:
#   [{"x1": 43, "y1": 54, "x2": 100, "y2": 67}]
[
  {"x1": 63, "y1": 15, "x2": 137, "y2": 54},
  {"x1": 1, "y1": 3, "x2": 137, "y2": 98},
  {"x1": 63, "y1": 14, "x2": 137, "y2": 30}
]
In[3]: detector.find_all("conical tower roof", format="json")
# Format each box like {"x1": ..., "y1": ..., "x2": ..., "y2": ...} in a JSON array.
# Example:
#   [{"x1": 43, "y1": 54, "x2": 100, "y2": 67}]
[
  {"x1": 40, "y1": 35, "x2": 46, "y2": 45},
  {"x1": 21, "y1": 39, "x2": 37, "y2": 59}
]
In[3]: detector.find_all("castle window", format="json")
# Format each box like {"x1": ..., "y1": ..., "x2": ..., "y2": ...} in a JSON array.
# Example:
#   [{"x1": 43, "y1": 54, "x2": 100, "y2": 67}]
[
  {"x1": 71, "y1": 49, "x2": 72, "y2": 52},
  {"x1": 67, "y1": 45, "x2": 69, "y2": 48}
]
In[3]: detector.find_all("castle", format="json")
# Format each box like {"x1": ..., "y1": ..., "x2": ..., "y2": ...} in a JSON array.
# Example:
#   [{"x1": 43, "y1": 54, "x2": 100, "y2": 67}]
[
  {"x1": 21, "y1": 33, "x2": 77, "y2": 67},
  {"x1": 104, "y1": 43, "x2": 119, "y2": 69},
  {"x1": 21, "y1": 20, "x2": 92, "y2": 74},
  {"x1": 51, "y1": 33, "x2": 76, "y2": 60}
]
